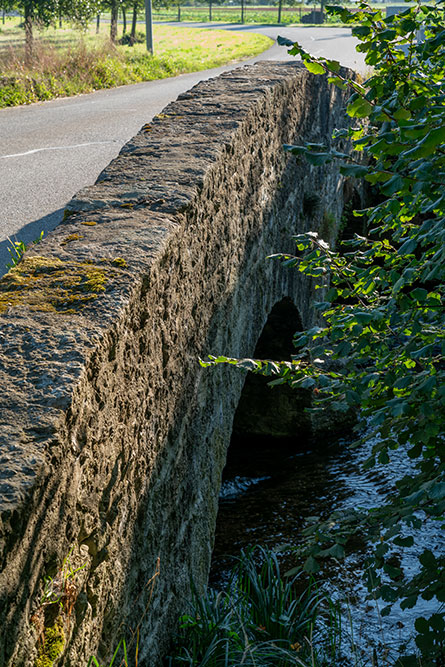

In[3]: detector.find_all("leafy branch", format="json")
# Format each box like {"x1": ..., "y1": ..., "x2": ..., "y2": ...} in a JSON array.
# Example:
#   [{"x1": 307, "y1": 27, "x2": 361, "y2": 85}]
[{"x1": 205, "y1": 1, "x2": 445, "y2": 662}]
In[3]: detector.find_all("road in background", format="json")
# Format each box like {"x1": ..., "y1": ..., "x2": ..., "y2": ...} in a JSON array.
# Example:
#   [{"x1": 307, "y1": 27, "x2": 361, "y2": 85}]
[{"x1": 0, "y1": 25, "x2": 366, "y2": 275}]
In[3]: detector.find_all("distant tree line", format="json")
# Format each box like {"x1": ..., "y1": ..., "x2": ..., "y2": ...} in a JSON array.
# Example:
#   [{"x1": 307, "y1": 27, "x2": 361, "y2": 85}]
[{"x1": 0, "y1": 0, "x2": 322, "y2": 63}]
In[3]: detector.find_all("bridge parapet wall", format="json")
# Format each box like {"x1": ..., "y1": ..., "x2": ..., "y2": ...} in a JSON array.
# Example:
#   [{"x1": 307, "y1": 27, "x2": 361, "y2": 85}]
[{"x1": 0, "y1": 61, "x2": 349, "y2": 666}]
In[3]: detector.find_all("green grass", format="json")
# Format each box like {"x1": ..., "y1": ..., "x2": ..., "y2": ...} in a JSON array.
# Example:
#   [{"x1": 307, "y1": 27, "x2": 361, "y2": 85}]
[{"x1": 0, "y1": 19, "x2": 272, "y2": 108}]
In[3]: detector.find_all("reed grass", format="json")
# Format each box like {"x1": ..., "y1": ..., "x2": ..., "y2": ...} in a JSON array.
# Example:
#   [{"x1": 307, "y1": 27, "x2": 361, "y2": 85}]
[{"x1": 166, "y1": 546, "x2": 344, "y2": 666}]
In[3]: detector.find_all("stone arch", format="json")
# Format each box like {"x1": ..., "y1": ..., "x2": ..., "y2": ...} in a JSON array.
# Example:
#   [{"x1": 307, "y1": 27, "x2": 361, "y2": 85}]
[
  {"x1": 338, "y1": 179, "x2": 366, "y2": 244},
  {"x1": 231, "y1": 297, "x2": 312, "y2": 444}
]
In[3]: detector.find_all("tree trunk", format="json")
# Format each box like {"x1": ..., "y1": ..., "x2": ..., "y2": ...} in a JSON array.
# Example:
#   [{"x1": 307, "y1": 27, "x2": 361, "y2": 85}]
[
  {"x1": 96, "y1": 12, "x2": 100, "y2": 33},
  {"x1": 24, "y1": 2, "x2": 33, "y2": 65},
  {"x1": 110, "y1": 0, "x2": 118, "y2": 43},
  {"x1": 122, "y1": 6, "x2": 127, "y2": 33},
  {"x1": 131, "y1": 3, "x2": 137, "y2": 40}
]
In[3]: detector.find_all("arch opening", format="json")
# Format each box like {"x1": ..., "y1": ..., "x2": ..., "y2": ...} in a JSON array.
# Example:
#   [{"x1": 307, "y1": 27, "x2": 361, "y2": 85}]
[
  {"x1": 231, "y1": 297, "x2": 312, "y2": 445},
  {"x1": 338, "y1": 181, "x2": 366, "y2": 245}
]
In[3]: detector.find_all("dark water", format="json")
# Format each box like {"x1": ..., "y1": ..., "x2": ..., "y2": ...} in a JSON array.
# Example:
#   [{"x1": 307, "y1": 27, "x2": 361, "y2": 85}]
[{"x1": 209, "y1": 429, "x2": 444, "y2": 665}]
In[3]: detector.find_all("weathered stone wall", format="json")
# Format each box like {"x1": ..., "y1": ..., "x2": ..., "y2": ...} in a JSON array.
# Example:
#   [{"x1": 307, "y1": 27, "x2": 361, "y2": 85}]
[{"x1": 0, "y1": 62, "x2": 350, "y2": 666}]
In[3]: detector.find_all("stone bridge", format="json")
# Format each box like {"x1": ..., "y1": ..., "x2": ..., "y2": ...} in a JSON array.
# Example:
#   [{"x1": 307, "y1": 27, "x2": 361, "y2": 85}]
[{"x1": 0, "y1": 61, "x2": 352, "y2": 666}]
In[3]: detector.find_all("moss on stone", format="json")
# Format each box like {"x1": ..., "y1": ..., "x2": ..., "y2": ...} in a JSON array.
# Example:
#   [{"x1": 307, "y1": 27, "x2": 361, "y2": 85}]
[
  {"x1": 111, "y1": 257, "x2": 128, "y2": 268},
  {"x1": 35, "y1": 621, "x2": 64, "y2": 667},
  {"x1": 80, "y1": 221, "x2": 97, "y2": 226},
  {"x1": 61, "y1": 234, "x2": 84, "y2": 246},
  {"x1": 0, "y1": 255, "x2": 112, "y2": 315}
]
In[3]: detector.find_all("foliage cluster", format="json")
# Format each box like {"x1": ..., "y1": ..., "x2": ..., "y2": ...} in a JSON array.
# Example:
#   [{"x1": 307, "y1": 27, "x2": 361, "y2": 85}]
[{"x1": 203, "y1": 1, "x2": 444, "y2": 663}]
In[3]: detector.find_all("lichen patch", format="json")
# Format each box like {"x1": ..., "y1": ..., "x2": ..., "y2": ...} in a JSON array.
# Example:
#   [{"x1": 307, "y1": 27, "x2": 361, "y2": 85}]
[{"x1": 0, "y1": 255, "x2": 113, "y2": 315}]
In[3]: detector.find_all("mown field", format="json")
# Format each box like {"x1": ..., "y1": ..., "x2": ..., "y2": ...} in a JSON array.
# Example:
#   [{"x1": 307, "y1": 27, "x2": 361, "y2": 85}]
[
  {"x1": 150, "y1": 2, "x2": 393, "y2": 24},
  {"x1": 152, "y1": 4, "x2": 330, "y2": 23},
  {"x1": 0, "y1": 18, "x2": 272, "y2": 107}
]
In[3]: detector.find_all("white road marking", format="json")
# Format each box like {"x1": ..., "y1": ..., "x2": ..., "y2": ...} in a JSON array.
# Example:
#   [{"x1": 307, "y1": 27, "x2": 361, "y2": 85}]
[{"x1": 0, "y1": 141, "x2": 117, "y2": 160}]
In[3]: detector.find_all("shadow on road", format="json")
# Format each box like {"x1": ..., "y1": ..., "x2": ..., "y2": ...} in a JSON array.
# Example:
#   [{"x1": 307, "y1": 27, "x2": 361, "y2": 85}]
[{"x1": 0, "y1": 208, "x2": 65, "y2": 279}]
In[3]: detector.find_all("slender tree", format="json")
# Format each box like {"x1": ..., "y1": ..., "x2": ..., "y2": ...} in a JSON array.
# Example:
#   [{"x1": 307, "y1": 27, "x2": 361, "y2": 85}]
[
  {"x1": 0, "y1": 0, "x2": 15, "y2": 24},
  {"x1": 100, "y1": 0, "x2": 120, "y2": 42},
  {"x1": 17, "y1": 0, "x2": 98, "y2": 63},
  {"x1": 121, "y1": 2, "x2": 126, "y2": 32},
  {"x1": 129, "y1": 0, "x2": 144, "y2": 44}
]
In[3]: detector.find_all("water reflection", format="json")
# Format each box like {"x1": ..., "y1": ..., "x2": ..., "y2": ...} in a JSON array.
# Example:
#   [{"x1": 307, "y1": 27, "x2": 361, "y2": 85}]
[{"x1": 209, "y1": 431, "x2": 444, "y2": 664}]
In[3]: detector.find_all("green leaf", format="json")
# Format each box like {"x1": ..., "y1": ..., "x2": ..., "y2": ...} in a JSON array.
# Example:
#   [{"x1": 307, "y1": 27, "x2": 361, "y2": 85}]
[
  {"x1": 399, "y1": 238, "x2": 417, "y2": 255},
  {"x1": 419, "y1": 550, "x2": 437, "y2": 569},
  {"x1": 319, "y1": 543, "x2": 345, "y2": 559},
  {"x1": 303, "y1": 61, "x2": 326, "y2": 76},
  {"x1": 354, "y1": 312, "x2": 374, "y2": 324},
  {"x1": 381, "y1": 175, "x2": 404, "y2": 196},
  {"x1": 339, "y1": 163, "x2": 369, "y2": 177},
  {"x1": 352, "y1": 25, "x2": 372, "y2": 37},
  {"x1": 391, "y1": 400, "x2": 409, "y2": 417},
  {"x1": 238, "y1": 359, "x2": 259, "y2": 371},
  {"x1": 328, "y1": 76, "x2": 348, "y2": 90},
  {"x1": 303, "y1": 556, "x2": 320, "y2": 573},
  {"x1": 305, "y1": 152, "x2": 333, "y2": 166},
  {"x1": 414, "y1": 616, "x2": 430, "y2": 634},
  {"x1": 393, "y1": 536, "x2": 414, "y2": 547},
  {"x1": 325, "y1": 59, "x2": 341, "y2": 73},
  {"x1": 428, "y1": 483, "x2": 445, "y2": 500},
  {"x1": 393, "y1": 108, "x2": 411, "y2": 121},
  {"x1": 400, "y1": 595, "x2": 418, "y2": 610},
  {"x1": 277, "y1": 35, "x2": 295, "y2": 47},
  {"x1": 411, "y1": 288, "x2": 428, "y2": 303},
  {"x1": 429, "y1": 614, "x2": 445, "y2": 632},
  {"x1": 416, "y1": 631, "x2": 436, "y2": 652},
  {"x1": 347, "y1": 96, "x2": 373, "y2": 118},
  {"x1": 379, "y1": 29, "x2": 397, "y2": 41}
]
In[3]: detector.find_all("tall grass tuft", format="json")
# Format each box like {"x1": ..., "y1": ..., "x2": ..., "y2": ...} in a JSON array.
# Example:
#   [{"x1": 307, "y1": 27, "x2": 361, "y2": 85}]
[
  {"x1": 0, "y1": 39, "x2": 139, "y2": 106},
  {"x1": 166, "y1": 546, "x2": 343, "y2": 666}
]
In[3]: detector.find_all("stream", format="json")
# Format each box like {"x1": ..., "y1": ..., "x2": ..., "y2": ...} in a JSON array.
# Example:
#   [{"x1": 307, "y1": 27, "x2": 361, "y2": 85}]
[{"x1": 209, "y1": 428, "x2": 444, "y2": 665}]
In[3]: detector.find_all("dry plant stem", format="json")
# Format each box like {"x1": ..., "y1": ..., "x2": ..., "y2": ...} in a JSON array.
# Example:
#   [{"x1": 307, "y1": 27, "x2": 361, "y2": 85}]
[{"x1": 118, "y1": 557, "x2": 160, "y2": 667}]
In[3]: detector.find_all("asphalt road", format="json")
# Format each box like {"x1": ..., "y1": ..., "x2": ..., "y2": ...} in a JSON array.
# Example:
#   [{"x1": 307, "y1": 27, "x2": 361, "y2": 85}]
[{"x1": 0, "y1": 25, "x2": 365, "y2": 275}]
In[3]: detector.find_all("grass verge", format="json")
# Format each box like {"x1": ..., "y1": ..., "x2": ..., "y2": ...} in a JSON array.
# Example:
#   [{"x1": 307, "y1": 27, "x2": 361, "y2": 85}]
[{"x1": 0, "y1": 21, "x2": 272, "y2": 108}]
